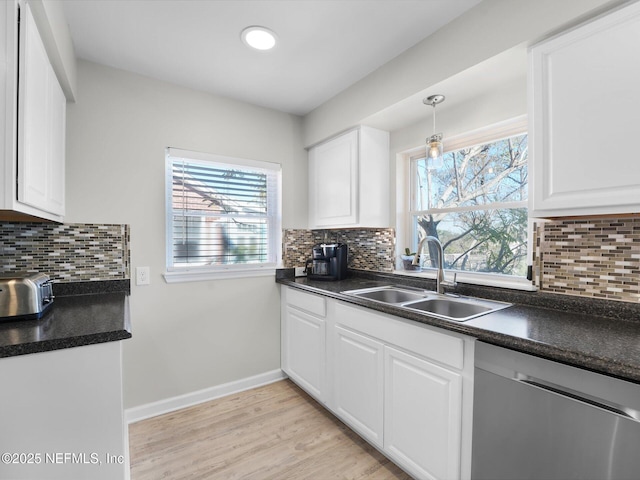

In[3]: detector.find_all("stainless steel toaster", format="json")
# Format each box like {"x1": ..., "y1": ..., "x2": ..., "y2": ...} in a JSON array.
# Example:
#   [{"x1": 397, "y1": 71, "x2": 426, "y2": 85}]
[{"x1": 0, "y1": 273, "x2": 54, "y2": 320}]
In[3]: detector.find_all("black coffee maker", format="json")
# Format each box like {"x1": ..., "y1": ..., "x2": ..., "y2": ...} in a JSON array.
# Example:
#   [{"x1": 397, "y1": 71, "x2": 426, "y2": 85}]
[{"x1": 305, "y1": 243, "x2": 348, "y2": 281}]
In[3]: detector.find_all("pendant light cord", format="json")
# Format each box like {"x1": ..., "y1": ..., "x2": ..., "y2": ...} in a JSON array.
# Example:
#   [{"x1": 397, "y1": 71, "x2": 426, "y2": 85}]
[{"x1": 432, "y1": 102, "x2": 436, "y2": 136}]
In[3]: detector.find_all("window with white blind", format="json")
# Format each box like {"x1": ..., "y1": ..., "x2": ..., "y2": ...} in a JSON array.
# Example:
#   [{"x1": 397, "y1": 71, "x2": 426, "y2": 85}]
[{"x1": 165, "y1": 147, "x2": 281, "y2": 282}]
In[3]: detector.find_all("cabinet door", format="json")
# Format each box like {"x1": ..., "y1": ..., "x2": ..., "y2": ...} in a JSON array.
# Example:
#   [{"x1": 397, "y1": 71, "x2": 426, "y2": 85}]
[
  {"x1": 308, "y1": 129, "x2": 358, "y2": 227},
  {"x1": 384, "y1": 346, "x2": 462, "y2": 480},
  {"x1": 332, "y1": 325, "x2": 384, "y2": 447},
  {"x1": 530, "y1": 2, "x2": 640, "y2": 217},
  {"x1": 17, "y1": 4, "x2": 65, "y2": 216},
  {"x1": 283, "y1": 306, "x2": 326, "y2": 402}
]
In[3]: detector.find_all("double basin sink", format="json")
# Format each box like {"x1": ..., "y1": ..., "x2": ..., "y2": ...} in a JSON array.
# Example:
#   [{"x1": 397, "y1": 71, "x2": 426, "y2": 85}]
[{"x1": 341, "y1": 285, "x2": 511, "y2": 322}]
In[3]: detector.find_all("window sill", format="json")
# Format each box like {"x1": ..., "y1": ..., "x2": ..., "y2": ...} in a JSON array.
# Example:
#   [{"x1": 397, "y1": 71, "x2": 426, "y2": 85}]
[
  {"x1": 164, "y1": 267, "x2": 276, "y2": 283},
  {"x1": 392, "y1": 269, "x2": 537, "y2": 292}
]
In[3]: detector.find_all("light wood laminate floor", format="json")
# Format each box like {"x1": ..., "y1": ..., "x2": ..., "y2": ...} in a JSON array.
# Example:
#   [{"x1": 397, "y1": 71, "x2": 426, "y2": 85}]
[{"x1": 129, "y1": 379, "x2": 413, "y2": 479}]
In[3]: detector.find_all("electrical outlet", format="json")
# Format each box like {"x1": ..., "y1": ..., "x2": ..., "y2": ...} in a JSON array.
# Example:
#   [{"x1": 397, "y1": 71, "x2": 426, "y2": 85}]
[
  {"x1": 295, "y1": 266, "x2": 307, "y2": 277},
  {"x1": 136, "y1": 266, "x2": 150, "y2": 286}
]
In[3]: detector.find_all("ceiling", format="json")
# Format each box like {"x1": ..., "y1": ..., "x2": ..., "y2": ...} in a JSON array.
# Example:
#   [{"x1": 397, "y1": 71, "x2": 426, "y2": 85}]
[
  {"x1": 362, "y1": 44, "x2": 528, "y2": 133},
  {"x1": 61, "y1": 0, "x2": 481, "y2": 116}
]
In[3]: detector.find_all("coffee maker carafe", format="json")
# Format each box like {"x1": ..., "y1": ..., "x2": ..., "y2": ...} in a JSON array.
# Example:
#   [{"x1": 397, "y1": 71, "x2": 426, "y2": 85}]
[{"x1": 305, "y1": 243, "x2": 348, "y2": 281}]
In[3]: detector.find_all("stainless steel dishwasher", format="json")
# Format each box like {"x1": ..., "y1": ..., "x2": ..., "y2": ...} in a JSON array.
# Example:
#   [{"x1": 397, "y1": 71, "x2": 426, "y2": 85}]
[{"x1": 471, "y1": 341, "x2": 640, "y2": 480}]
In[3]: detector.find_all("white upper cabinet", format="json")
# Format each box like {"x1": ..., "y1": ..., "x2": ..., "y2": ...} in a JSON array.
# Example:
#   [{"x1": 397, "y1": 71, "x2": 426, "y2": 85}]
[
  {"x1": 0, "y1": 1, "x2": 68, "y2": 222},
  {"x1": 18, "y1": 3, "x2": 66, "y2": 217},
  {"x1": 308, "y1": 126, "x2": 390, "y2": 228},
  {"x1": 529, "y1": 2, "x2": 640, "y2": 218}
]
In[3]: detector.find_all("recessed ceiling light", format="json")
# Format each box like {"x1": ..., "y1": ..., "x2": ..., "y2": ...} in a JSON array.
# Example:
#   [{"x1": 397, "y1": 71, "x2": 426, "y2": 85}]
[{"x1": 241, "y1": 26, "x2": 277, "y2": 51}]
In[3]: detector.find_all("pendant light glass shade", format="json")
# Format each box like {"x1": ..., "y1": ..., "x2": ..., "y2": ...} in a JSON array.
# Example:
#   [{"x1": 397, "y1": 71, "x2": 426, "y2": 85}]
[
  {"x1": 427, "y1": 133, "x2": 443, "y2": 169},
  {"x1": 424, "y1": 95, "x2": 445, "y2": 170}
]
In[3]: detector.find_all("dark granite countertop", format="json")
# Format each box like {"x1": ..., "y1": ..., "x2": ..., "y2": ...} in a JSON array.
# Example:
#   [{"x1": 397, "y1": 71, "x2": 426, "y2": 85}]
[
  {"x1": 0, "y1": 280, "x2": 132, "y2": 358},
  {"x1": 276, "y1": 270, "x2": 640, "y2": 384}
]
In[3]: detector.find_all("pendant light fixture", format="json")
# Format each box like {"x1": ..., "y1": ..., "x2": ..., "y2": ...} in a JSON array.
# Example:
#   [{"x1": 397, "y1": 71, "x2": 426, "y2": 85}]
[{"x1": 423, "y1": 94, "x2": 445, "y2": 169}]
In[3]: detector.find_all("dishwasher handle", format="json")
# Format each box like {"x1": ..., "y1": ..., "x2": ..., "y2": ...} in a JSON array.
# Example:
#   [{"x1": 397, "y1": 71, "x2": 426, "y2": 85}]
[{"x1": 514, "y1": 373, "x2": 640, "y2": 423}]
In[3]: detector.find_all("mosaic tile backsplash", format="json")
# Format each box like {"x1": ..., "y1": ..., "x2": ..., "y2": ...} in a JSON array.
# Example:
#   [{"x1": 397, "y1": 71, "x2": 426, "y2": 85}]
[
  {"x1": 4, "y1": 217, "x2": 631, "y2": 299},
  {"x1": 283, "y1": 228, "x2": 396, "y2": 272},
  {"x1": 533, "y1": 218, "x2": 640, "y2": 302},
  {"x1": 0, "y1": 223, "x2": 130, "y2": 282},
  {"x1": 285, "y1": 218, "x2": 640, "y2": 303}
]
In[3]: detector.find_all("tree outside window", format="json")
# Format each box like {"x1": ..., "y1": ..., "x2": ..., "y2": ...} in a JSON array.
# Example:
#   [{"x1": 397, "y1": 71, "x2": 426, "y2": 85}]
[{"x1": 411, "y1": 133, "x2": 528, "y2": 277}]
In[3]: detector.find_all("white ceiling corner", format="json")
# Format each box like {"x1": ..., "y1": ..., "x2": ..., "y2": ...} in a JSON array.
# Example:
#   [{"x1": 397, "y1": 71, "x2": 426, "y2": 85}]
[{"x1": 61, "y1": 0, "x2": 482, "y2": 116}]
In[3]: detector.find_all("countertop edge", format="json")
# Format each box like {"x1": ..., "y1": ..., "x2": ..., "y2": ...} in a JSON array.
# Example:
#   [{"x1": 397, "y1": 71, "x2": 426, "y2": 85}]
[{"x1": 0, "y1": 330, "x2": 132, "y2": 359}]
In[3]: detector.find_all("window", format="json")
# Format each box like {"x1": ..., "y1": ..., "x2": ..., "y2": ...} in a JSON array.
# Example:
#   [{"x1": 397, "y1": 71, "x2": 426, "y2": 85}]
[
  {"x1": 408, "y1": 118, "x2": 529, "y2": 285},
  {"x1": 165, "y1": 147, "x2": 281, "y2": 282}
]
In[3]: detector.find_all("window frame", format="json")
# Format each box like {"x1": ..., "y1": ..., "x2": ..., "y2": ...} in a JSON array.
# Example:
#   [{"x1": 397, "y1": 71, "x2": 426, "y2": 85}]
[
  {"x1": 163, "y1": 147, "x2": 282, "y2": 283},
  {"x1": 398, "y1": 115, "x2": 536, "y2": 291}
]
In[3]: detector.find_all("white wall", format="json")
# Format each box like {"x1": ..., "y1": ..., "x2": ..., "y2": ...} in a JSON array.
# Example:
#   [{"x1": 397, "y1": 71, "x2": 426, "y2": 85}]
[
  {"x1": 389, "y1": 76, "x2": 527, "y2": 260},
  {"x1": 302, "y1": 0, "x2": 620, "y2": 242},
  {"x1": 65, "y1": 60, "x2": 306, "y2": 408},
  {"x1": 28, "y1": 0, "x2": 77, "y2": 100},
  {"x1": 302, "y1": 0, "x2": 618, "y2": 147},
  {"x1": 389, "y1": 77, "x2": 527, "y2": 159}
]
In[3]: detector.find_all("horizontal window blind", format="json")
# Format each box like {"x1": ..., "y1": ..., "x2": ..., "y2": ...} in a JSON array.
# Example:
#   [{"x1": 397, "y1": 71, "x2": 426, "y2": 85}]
[{"x1": 166, "y1": 149, "x2": 280, "y2": 271}]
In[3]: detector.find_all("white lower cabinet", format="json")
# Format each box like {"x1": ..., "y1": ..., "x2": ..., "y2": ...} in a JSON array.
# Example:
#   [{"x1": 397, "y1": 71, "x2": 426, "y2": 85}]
[
  {"x1": 281, "y1": 287, "x2": 327, "y2": 403},
  {"x1": 0, "y1": 342, "x2": 128, "y2": 480},
  {"x1": 280, "y1": 286, "x2": 474, "y2": 480},
  {"x1": 333, "y1": 325, "x2": 384, "y2": 448},
  {"x1": 384, "y1": 346, "x2": 462, "y2": 480}
]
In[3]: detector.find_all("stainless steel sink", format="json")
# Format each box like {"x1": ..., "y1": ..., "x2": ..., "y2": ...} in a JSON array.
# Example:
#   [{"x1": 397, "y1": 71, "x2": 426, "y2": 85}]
[
  {"x1": 402, "y1": 297, "x2": 508, "y2": 321},
  {"x1": 341, "y1": 285, "x2": 511, "y2": 322},
  {"x1": 344, "y1": 286, "x2": 429, "y2": 304}
]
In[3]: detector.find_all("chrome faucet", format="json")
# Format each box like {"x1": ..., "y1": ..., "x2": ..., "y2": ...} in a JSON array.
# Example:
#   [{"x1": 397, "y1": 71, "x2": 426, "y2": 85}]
[{"x1": 412, "y1": 236, "x2": 449, "y2": 294}]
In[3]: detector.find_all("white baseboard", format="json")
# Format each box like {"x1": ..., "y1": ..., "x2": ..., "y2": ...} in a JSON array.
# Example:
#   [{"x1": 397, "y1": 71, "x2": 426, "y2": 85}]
[{"x1": 125, "y1": 369, "x2": 287, "y2": 424}]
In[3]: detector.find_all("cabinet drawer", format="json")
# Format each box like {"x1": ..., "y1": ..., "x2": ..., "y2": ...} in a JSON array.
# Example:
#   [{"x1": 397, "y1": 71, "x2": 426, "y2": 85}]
[
  {"x1": 285, "y1": 287, "x2": 326, "y2": 317},
  {"x1": 335, "y1": 301, "x2": 464, "y2": 370}
]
